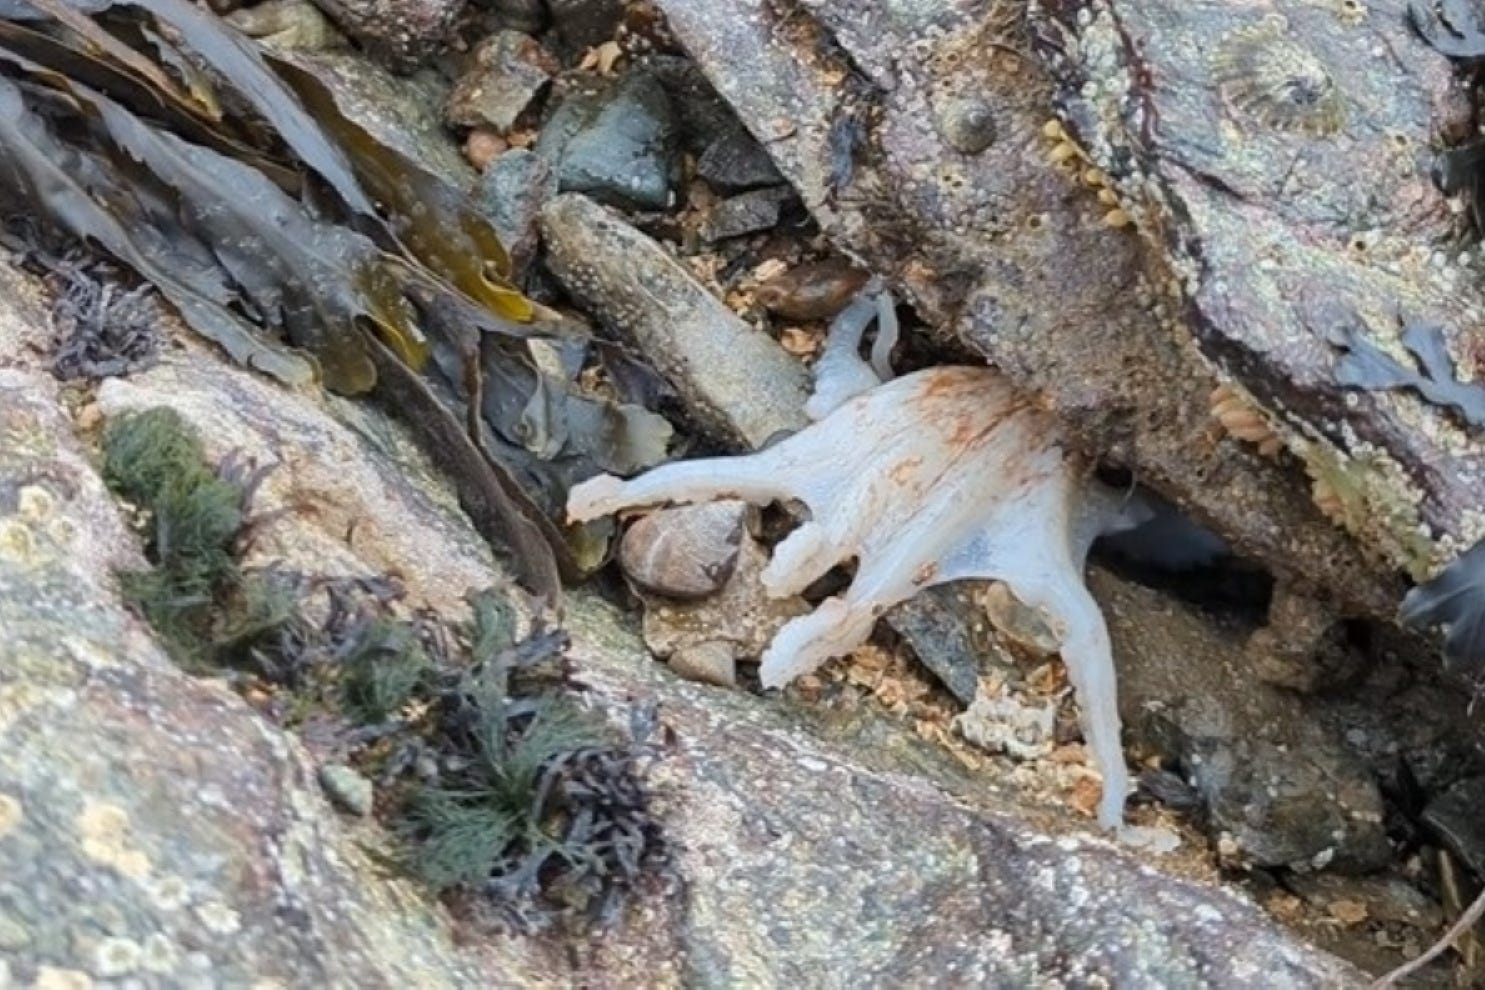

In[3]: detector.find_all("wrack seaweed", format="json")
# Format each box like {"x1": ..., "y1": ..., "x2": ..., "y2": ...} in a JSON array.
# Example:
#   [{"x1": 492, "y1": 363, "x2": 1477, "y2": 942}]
[
  {"x1": 0, "y1": 0, "x2": 679, "y2": 605},
  {"x1": 103, "y1": 409, "x2": 668, "y2": 928}
]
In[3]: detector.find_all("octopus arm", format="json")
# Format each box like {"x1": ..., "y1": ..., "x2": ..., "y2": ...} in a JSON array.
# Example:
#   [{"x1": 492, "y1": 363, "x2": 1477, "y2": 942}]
[{"x1": 568, "y1": 363, "x2": 1140, "y2": 829}]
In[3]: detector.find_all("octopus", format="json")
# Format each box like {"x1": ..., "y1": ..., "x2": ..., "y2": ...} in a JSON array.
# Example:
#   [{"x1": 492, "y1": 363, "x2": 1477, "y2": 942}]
[{"x1": 567, "y1": 285, "x2": 1154, "y2": 832}]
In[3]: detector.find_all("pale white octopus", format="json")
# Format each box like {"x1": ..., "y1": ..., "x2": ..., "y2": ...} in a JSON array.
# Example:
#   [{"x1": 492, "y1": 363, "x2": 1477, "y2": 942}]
[{"x1": 568, "y1": 284, "x2": 1150, "y2": 831}]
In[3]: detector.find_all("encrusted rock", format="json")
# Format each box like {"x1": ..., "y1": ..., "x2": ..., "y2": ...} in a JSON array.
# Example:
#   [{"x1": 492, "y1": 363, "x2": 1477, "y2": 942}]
[
  {"x1": 540, "y1": 192, "x2": 811, "y2": 448},
  {"x1": 306, "y1": 0, "x2": 462, "y2": 68},
  {"x1": 445, "y1": 30, "x2": 558, "y2": 133}
]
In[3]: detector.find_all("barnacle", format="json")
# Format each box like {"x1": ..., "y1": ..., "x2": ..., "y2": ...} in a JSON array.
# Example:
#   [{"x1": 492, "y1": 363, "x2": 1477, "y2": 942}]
[
  {"x1": 1212, "y1": 17, "x2": 1346, "y2": 137},
  {"x1": 568, "y1": 290, "x2": 1150, "y2": 831},
  {"x1": 1210, "y1": 383, "x2": 1284, "y2": 458}
]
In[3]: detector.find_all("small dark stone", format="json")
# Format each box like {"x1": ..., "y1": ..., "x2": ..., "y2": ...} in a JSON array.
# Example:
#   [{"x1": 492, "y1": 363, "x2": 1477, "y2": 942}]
[
  {"x1": 445, "y1": 31, "x2": 558, "y2": 133},
  {"x1": 536, "y1": 74, "x2": 680, "y2": 211},
  {"x1": 640, "y1": 55, "x2": 737, "y2": 154},
  {"x1": 885, "y1": 584, "x2": 1017, "y2": 706},
  {"x1": 474, "y1": 149, "x2": 558, "y2": 279},
  {"x1": 546, "y1": 0, "x2": 623, "y2": 52},
  {"x1": 482, "y1": 0, "x2": 546, "y2": 33},
  {"x1": 699, "y1": 187, "x2": 794, "y2": 242},
  {"x1": 696, "y1": 125, "x2": 784, "y2": 192}
]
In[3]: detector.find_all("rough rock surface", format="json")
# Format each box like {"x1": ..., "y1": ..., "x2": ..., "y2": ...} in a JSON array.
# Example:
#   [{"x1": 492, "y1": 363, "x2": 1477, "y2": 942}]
[
  {"x1": 1030, "y1": 0, "x2": 1484, "y2": 584},
  {"x1": 649, "y1": 0, "x2": 1405, "y2": 624},
  {"x1": 0, "y1": 255, "x2": 1372, "y2": 985},
  {"x1": 306, "y1": 0, "x2": 461, "y2": 68}
]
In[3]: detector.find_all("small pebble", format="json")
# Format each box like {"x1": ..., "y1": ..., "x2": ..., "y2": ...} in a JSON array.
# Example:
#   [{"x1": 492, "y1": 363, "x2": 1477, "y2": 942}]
[
  {"x1": 754, "y1": 258, "x2": 870, "y2": 321},
  {"x1": 318, "y1": 763, "x2": 374, "y2": 817},
  {"x1": 620, "y1": 501, "x2": 747, "y2": 599}
]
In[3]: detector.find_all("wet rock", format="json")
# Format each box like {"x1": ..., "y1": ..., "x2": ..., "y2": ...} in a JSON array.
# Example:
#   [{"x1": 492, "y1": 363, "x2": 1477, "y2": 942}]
[
  {"x1": 540, "y1": 192, "x2": 811, "y2": 448},
  {"x1": 697, "y1": 124, "x2": 785, "y2": 192},
  {"x1": 641, "y1": 54, "x2": 738, "y2": 154},
  {"x1": 444, "y1": 31, "x2": 557, "y2": 134},
  {"x1": 699, "y1": 186, "x2": 795, "y2": 242},
  {"x1": 546, "y1": 0, "x2": 623, "y2": 53},
  {"x1": 618, "y1": 501, "x2": 746, "y2": 599},
  {"x1": 535, "y1": 73, "x2": 679, "y2": 211},
  {"x1": 537, "y1": 74, "x2": 680, "y2": 212},
  {"x1": 1095, "y1": 569, "x2": 1391, "y2": 872},
  {"x1": 474, "y1": 148, "x2": 557, "y2": 278},
  {"x1": 754, "y1": 257, "x2": 871, "y2": 322},
  {"x1": 307, "y1": 0, "x2": 462, "y2": 68},
  {"x1": 319, "y1": 763, "x2": 375, "y2": 816}
]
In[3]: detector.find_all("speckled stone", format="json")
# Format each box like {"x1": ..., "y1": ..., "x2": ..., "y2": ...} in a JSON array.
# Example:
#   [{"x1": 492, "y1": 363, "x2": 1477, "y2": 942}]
[
  {"x1": 318, "y1": 763, "x2": 375, "y2": 817},
  {"x1": 540, "y1": 192, "x2": 810, "y2": 448}
]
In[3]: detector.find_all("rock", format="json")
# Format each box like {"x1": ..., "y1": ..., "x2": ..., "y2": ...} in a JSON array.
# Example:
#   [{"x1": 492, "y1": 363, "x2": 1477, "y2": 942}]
[
  {"x1": 618, "y1": 501, "x2": 746, "y2": 599},
  {"x1": 444, "y1": 31, "x2": 558, "y2": 133},
  {"x1": 540, "y1": 192, "x2": 811, "y2": 448},
  {"x1": 636, "y1": 523, "x2": 810, "y2": 685},
  {"x1": 1032, "y1": 0, "x2": 1483, "y2": 595},
  {"x1": 884, "y1": 583, "x2": 1017, "y2": 706},
  {"x1": 649, "y1": 0, "x2": 1404, "y2": 634},
  {"x1": 546, "y1": 0, "x2": 623, "y2": 53},
  {"x1": 699, "y1": 186, "x2": 795, "y2": 242},
  {"x1": 474, "y1": 148, "x2": 558, "y2": 278},
  {"x1": 484, "y1": 0, "x2": 546, "y2": 34},
  {"x1": 319, "y1": 763, "x2": 375, "y2": 816},
  {"x1": 640, "y1": 54, "x2": 738, "y2": 155},
  {"x1": 696, "y1": 124, "x2": 785, "y2": 191},
  {"x1": 1095, "y1": 569, "x2": 1392, "y2": 873},
  {"x1": 0, "y1": 254, "x2": 1374, "y2": 986},
  {"x1": 1422, "y1": 775, "x2": 1485, "y2": 879},
  {"x1": 462, "y1": 127, "x2": 506, "y2": 171},
  {"x1": 535, "y1": 73, "x2": 680, "y2": 211},
  {"x1": 306, "y1": 0, "x2": 462, "y2": 68}
]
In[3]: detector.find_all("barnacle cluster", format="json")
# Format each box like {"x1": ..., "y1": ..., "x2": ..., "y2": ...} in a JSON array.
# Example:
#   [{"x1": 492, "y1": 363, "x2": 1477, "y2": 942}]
[
  {"x1": 1210, "y1": 383, "x2": 1284, "y2": 458},
  {"x1": 1298, "y1": 441, "x2": 1434, "y2": 579},
  {"x1": 569, "y1": 286, "x2": 1151, "y2": 831},
  {"x1": 1211, "y1": 17, "x2": 1345, "y2": 137},
  {"x1": 1041, "y1": 119, "x2": 1132, "y2": 229}
]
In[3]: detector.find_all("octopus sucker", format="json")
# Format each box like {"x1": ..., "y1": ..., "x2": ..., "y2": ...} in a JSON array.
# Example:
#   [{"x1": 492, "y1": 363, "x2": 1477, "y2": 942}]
[{"x1": 1211, "y1": 16, "x2": 1346, "y2": 136}]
